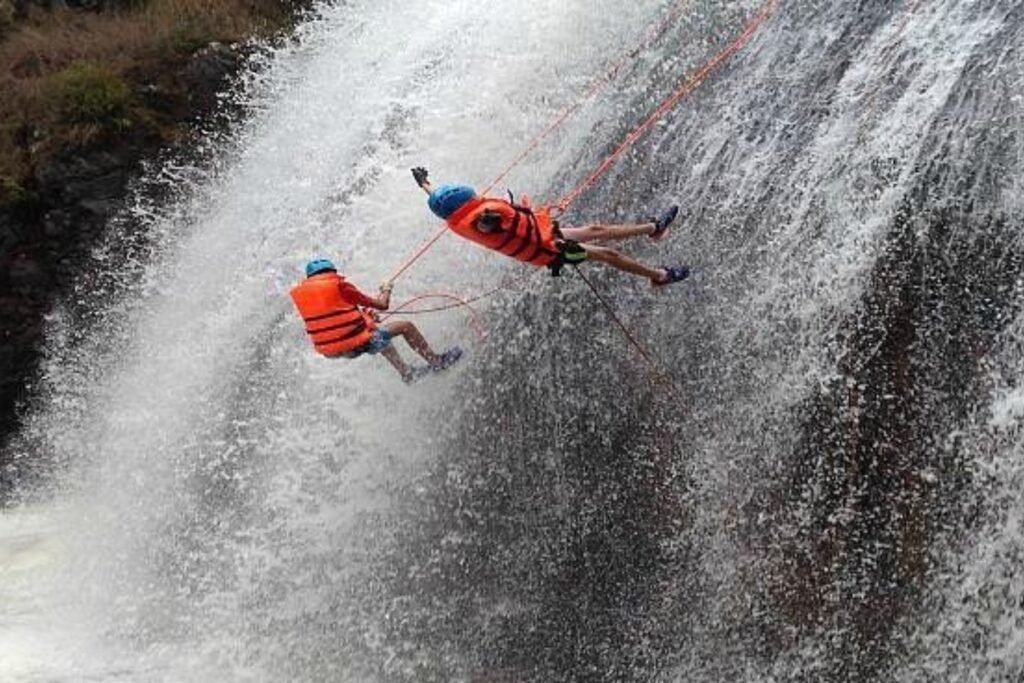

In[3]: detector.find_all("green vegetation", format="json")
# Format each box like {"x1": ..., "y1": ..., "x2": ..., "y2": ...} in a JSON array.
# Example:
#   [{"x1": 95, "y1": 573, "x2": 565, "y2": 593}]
[
  {"x1": 0, "y1": 2, "x2": 14, "y2": 37},
  {"x1": 46, "y1": 62, "x2": 135, "y2": 138},
  {"x1": 0, "y1": 174, "x2": 27, "y2": 209},
  {"x1": 0, "y1": 1, "x2": 308, "y2": 186},
  {"x1": 163, "y1": 16, "x2": 216, "y2": 56}
]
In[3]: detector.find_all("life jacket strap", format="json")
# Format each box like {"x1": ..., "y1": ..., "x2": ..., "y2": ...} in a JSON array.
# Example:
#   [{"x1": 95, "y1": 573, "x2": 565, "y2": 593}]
[
  {"x1": 314, "y1": 320, "x2": 369, "y2": 347},
  {"x1": 303, "y1": 307, "x2": 354, "y2": 324},
  {"x1": 305, "y1": 319, "x2": 363, "y2": 336}
]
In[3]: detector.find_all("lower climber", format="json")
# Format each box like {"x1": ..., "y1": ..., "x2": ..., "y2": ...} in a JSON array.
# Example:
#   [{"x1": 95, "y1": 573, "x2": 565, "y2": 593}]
[
  {"x1": 289, "y1": 258, "x2": 462, "y2": 384},
  {"x1": 411, "y1": 167, "x2": 690, "y2": 286}
]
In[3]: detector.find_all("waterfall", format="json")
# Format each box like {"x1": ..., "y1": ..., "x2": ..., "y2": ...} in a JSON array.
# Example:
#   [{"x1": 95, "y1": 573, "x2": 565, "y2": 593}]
[{"x1": 2, "y1": 1, "x2": 1023, "y2": 681}]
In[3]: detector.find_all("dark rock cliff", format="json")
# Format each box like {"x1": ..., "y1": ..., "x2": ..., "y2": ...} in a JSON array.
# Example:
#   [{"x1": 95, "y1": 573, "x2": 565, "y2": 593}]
[{"x1": 0, "y1": 15, "x2": 283, "y2": 485}]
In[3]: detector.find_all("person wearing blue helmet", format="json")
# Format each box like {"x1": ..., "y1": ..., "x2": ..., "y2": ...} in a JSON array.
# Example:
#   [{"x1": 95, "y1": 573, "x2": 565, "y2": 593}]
[
  {"x1": 412, "y1": 167, "x2": 689, "y2": 286},
  {"x1": 290, "y1": 258, "x2": 462, "y2": 384}
]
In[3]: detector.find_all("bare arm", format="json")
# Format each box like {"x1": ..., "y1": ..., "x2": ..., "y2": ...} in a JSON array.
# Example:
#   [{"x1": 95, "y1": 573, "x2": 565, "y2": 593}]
[
  {"x1": 341, "y1": 280, "x2": 393, "y2": 310},
  {"x1": 365, "y1": 283, "x2": 393, "y2": 310}
]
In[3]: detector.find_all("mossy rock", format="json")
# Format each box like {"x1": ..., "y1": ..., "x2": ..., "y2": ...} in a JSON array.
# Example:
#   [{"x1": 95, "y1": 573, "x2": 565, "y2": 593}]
[
  {"x1": 45, "y1": 62, "x2": 135, "y2": 131},
  {"x1": 0, "y1": 1, "x2": 15, "y2": 36},
  {"x1": 0, "y1": 175, "x2": 28, "y2": 209},
  {"x1": 163, "y1": 17, "x2": 216, "y2": 56}
]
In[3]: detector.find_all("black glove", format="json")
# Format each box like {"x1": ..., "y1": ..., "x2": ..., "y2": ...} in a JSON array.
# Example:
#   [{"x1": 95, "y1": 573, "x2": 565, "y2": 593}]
[{"x1": 411, "y1": 167, "x2": 429, "y2": 187}]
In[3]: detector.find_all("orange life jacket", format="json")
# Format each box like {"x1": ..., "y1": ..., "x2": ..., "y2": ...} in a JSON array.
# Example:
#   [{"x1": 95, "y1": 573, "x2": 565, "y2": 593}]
[
  {"x1": 445, "y1": 195, "x2": 560, "y2": 268},
  {"x1": 289, "y1": 272, "x2": 376, "y2": 357}
]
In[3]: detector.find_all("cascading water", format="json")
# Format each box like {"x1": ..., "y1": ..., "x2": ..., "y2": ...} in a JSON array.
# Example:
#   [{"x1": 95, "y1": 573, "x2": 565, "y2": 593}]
[{"x1": 2, "y1": 0, "x2": 1023, "y2": 681}]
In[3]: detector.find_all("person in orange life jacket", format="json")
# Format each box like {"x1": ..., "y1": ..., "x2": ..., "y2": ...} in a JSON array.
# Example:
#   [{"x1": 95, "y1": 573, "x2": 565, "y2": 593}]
[
  {"x1": 410, "y1": 167, "x2": 690, "y2": 286},
  {"x1": 290, "y1": 259, "x2": 462, "y2": 384}
]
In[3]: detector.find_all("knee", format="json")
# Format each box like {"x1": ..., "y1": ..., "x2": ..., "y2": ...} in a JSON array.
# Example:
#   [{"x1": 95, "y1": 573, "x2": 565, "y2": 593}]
[
  {"x1": 586, "y1": 245, "x2": 617, "y2": 262},
  {"x1": 384, "y1": 320, "x2": 411, "y2": 336}
]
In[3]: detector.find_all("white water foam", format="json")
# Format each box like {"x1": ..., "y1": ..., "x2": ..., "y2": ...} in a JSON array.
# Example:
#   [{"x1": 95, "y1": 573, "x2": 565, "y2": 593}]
[{"x1": 0, "y1": 1, "x2": 665, "y2": 680}]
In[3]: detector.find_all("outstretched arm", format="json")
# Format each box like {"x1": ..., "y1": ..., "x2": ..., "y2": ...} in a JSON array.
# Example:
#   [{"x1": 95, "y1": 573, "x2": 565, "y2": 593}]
[{"x1": 411, "y1": 166, "x2": 433, "y2": 196}]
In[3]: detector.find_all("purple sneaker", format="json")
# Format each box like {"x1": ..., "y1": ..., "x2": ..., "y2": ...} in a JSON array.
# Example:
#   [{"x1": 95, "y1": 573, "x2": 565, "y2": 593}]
[
  {"x1": 652, "y1": 266, "x2": 690, "y2": 287},
  {"x1": 431, "y1": 346, "x2": 464, "y2": 372},
  {"x1": 649, "y1": 205, "x2": 679, "y2": 242}
]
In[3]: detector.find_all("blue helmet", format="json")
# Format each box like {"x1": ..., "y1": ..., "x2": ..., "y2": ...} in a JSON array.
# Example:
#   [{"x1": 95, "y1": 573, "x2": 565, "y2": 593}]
[
  {"x1": 305, "y1": 258, "x2": 336, "y2": 278},
  {"x1": 428, "y1": 184, "x2": 476, "y2": 220}
]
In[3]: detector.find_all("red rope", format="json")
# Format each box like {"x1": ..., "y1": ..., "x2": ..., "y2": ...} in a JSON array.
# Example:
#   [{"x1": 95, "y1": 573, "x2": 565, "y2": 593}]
[
  {"x1": 381, "y1": 272, "x2": 536, "y2": 337},
  {"x1": 386, "y1": 273, "x2": 534, "y2": 316},
  {"x1": 383, "y1": 291, "x2": 488, "y2": 341},
  {"x1": 556, "y1": 0, "x2": 779, "y2": 211},
  {"x1": 386, "y1": 225, "x2": 447, "y2": 283},
  {"x1": 480, "y1": 0, "x2": 691, "y2": 196},
  {"x1": 381, "y1": 0, "x2": 780, "y2": 373},
  {"x1": 387, "y1": 1, "x2": 693, "y2": 284}
]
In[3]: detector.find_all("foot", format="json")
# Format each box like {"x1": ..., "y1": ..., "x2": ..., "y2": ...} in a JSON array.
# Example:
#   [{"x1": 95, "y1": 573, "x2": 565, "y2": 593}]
[
  {"x1": 402, "y1": 366, "x2": 431, "y2": 384},
  {"x1": 651, "y1": 266, "x2": 690, "y2": 287},
  {"x1": 430, "y1": 346, "x2": 464, "y2": 372},
  {"x1": 649, "y1": 205, "x2": 679, "y2": 242},
  {"x1": 402, "y1": 348, "x2": 464, "y2": 384}
]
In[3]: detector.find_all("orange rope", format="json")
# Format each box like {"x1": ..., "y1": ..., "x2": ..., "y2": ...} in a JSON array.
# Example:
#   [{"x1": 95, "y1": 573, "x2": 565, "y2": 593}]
[
  {"x1": 480, "y1": 0, "x2": 691, "y2": 196},
  {"x1": 382, "y1": 0, "x2": 780, "y2": 373},
  {"x1": 386, "y1": 273, "x2": 534, "y2": 316},
  {"x1": 387, "y1": 1, "x2": 693, "y2": 284},
  {"x1": 383, "y1": 291, "x2": 488, "y2": 341},
  {"x1": 386, "y1": 225, "x2": 447, "y2": 283},
  {"x1": 381, "y1": 272, "x2": 536, "y2": 338},
  {"x1": 556, "y1": 0, "x2": 779, "y2": 211}
]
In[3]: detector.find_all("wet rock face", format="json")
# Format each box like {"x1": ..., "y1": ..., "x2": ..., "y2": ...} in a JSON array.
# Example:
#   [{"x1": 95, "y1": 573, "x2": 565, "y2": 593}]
[
  {"x1": 0, "y1": 39, "x2": 251, "y2": 471},
  {"x1": 184, "y1": 42, "x2": 243, "y2": 110},
  {"x1": 35, "y1": 149, "x2": 134, "y2": 206},
  {"x1": 0, "y1": 210, "x2": 49, "y2": 471},
  {"x1": 0, "y1": 141, "x2": 145, "y2": 435},
  {"x1": 11, "y1": 1, "x2": 117, "y2": 13}
]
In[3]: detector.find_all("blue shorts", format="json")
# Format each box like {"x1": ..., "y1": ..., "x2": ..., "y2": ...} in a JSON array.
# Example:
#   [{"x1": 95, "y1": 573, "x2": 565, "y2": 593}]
[{"x1": 342, "y1": 328, "x2": 393, "y2": 359}]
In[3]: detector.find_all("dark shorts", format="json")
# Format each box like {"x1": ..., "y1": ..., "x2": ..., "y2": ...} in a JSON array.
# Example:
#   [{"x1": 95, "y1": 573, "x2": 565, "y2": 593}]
[{"x1": 342, "y1": 328, "x2": 393, "y2": 359}]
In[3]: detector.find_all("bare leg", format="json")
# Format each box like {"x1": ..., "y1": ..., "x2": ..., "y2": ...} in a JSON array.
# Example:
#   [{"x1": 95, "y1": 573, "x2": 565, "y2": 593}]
[
  {"x1": 560, "y1": 222, "x2": 656, "y2": 244},
  {"x1": 380, "y1": 345, "x2": 412, "y2": 379},
  {"x1": 382, "y1": 320, "x2": 442, "y2": 365},
  {"x1": 582, "y1": 244, "x2": 667, "y2": 283}
]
